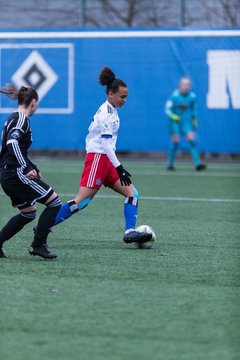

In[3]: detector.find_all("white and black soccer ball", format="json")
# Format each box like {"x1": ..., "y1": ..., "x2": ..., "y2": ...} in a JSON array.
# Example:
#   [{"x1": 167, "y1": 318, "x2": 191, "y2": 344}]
[{"x1": 135, "y1": 225, "x2": 156, "y2": 249}]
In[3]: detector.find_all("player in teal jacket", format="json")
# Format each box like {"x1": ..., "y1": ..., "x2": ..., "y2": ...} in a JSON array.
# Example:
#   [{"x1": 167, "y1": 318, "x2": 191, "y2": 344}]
[{"x1": 165, "y1": 78, "x2": 206, "y2": 171}]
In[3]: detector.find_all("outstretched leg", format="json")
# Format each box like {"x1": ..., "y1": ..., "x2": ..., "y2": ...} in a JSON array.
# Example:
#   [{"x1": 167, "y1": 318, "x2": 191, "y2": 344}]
[
  {"x1": 54, "y1": 187, "x2": 98, "y2": 226},
  {"x1": 29, "y1": 192, "x2": 61, "y2": 259}
]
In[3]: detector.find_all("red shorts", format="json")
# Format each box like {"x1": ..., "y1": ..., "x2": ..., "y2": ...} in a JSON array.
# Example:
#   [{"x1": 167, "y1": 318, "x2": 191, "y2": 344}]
[{"x1": 80, "y1": 153, "x2": 119, "y2": 189}]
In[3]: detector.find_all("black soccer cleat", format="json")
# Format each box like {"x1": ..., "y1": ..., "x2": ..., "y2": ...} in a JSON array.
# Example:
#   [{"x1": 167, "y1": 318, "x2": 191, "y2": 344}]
[
  {"x1": 196, "y1": 164, "x2": 207, "y2": 171},
  {"x1": 123, "y1": 231, "x2": 152, "y2": 244},
  {"x1": 167, "y1": 165, "x2": 175, "y2": 171},
  {"x1": 0, "y1": 247, "x2": 8, "y2": 258},
  {"x1": 29, "y1": 244, "x2": 57, "y2": 259}
]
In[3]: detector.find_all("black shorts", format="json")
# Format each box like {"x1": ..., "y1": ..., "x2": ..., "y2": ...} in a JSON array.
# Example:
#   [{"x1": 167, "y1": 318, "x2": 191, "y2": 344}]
[{"x1": 0, "y1": 168, "x2": 54, "y2": 209}]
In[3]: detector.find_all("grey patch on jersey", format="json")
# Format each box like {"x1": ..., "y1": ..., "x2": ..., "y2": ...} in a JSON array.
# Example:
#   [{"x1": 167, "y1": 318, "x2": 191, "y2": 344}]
[
  {"x1": 107, "y1": 105, "x2": 113, "y2": 114},
  {"x1": 11, "y1": 130, "x2": 21, "y2": 140},
  {"x1": 103, "y1": 123, "x2": 109, "y2": 130}
]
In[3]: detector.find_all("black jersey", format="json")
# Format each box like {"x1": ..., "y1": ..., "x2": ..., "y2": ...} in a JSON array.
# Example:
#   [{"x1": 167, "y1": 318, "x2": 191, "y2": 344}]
[{"x1": 0, "y1": 111, "x2": 39, "y2": 173}]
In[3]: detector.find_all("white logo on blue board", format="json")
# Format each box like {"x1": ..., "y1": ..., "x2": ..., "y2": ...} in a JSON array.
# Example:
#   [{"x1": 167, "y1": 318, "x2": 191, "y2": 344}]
[{"x1": 12, "y1": 50, "x2": 58, "y2": 100}]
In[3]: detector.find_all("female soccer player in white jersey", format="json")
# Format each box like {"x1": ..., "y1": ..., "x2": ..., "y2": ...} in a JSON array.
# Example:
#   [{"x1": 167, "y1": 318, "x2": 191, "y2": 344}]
[{"x1": 54, "y1": 67, "x2": 152, "y2": 245}]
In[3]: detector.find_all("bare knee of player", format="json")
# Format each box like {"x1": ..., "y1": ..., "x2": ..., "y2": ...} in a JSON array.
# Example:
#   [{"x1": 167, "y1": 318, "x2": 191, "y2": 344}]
[
  {"x1": 44, "y1": 191, "x2": 62, "y2": 210},
  {"x1": 20, "y1": 204, "x2": 37, "y2": 223},
  {"x1": 171, "y1": 134, "x2": 180, "y2": 143},
  {"x1": 45, "y1": 192, "x2": 59, "y2": 205},
  {"x1": 123, "y1": 183, "x2": 135, "y2": 197},
  {"x1": 186, "y1": 132, "x2": 195, "y2": 141},
  {"x1": 20, "y1": 204, "x2": 36, "y2": 213}
]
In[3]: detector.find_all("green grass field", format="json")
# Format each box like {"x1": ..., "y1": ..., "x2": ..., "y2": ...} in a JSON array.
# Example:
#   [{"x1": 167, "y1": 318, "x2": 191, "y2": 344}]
[{"x1": 0, "y1": 160, "x2": 239, "y2": 360}]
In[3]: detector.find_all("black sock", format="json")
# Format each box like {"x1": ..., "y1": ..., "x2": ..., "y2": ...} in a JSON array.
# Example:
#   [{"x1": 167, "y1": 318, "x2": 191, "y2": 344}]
[
  {"x1": 0, "y1": 212, "x2": 36, "y2": 247},
  {"x1": 32, "y1": 197, "x2": 61, "y2": 247}
]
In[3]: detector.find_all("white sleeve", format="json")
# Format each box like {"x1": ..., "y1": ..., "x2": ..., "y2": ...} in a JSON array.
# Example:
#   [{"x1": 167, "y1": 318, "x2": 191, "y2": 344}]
[
  {"x1": 101, "y1": 137, "x2": 121, "y2": 168},
  {"x1": 99, "y1": 114, "x2": 113, "y2": 136}
]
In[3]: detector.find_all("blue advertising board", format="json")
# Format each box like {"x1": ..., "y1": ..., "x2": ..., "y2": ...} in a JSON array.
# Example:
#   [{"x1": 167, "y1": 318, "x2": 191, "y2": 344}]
[{"x1": 0, "y1": 30, "x2": 239, "y2": 153}]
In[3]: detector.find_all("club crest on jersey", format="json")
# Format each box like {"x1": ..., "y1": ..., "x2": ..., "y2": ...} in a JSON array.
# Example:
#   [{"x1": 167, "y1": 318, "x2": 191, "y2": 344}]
[
  {"x1": 96, "y1": 179, "x2": 102, "y2": 186},
  {"x1": 11, "y1": 130, "x2": 21, "y2": 139},
  {"x1": 179, "y1": 103, "x2": 187, "y2": 110}
]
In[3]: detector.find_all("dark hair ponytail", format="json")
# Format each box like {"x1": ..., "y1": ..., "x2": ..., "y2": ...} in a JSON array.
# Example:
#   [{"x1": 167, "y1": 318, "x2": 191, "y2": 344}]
[
  {"x1": 99, "y1": 67, "x2": 127, "y2": 94},
  {"x1": 0, "y1": 84, "x2": 39, "y2": 106}
]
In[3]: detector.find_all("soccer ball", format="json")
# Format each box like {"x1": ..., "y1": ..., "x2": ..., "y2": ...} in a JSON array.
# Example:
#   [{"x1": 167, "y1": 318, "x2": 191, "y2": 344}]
[{"x1": 135, "y1": 225, "x2": 156, "y2": 249}]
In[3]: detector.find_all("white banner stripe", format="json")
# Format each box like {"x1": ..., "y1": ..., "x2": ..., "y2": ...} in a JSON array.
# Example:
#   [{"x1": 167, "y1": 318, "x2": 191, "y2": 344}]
[{"x1": 1, "y1": 30, "x2": 240, "y2": 39}]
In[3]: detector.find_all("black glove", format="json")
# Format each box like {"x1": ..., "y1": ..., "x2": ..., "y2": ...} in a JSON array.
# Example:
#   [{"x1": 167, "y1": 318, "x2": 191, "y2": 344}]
[{"x1": 116, "y1": 164, "x2": 132, "y2": 186}]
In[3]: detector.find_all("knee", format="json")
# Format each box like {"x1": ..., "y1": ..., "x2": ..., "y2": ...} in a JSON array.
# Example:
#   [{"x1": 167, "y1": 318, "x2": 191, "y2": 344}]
[
  {"x1": 21, "y1": 210, "x2": 37, "y2": 222},
  {"x1": 47, "y1": 196, "x2": 62, "y2": 211},
  {"x1": 171, "y1": 135, "x2": 180, "y2": 143},
  {"x1": 186, "y1": 132, "x2": 195, "y2": 142},
  {"x1": 126, "y1": 186, "x2": 139, "y2": 199}
]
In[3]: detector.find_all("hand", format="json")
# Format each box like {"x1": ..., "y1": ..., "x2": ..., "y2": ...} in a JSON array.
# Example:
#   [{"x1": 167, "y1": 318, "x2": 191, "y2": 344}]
[
  {"x1": 116, "y1": 165, "x2": 132, "y2": 186},
  {"x1": 192, "y1": 117, "x2": 198, "y2": 129},
  {"x1": 25, "y1": 169, "x2": 39, "y2": 179},
  {"x1": 37, "y1": 172, "x2": 43, "y2": 179},
  {"x1": 170, "y1": 114, "x2": 180, "y2": 122}
]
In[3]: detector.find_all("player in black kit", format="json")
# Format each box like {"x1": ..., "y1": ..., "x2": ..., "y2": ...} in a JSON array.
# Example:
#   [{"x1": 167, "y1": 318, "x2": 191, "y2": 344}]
[{"x1": 0, "y1": 85, "x2": 61, "y2": 259}]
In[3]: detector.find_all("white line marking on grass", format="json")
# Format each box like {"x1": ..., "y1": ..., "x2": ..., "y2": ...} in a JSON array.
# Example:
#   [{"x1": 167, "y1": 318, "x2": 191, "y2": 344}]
[
  {"x1": 42, "y1": 193, "x2": 240, "y2": 204},
  {"x1": 1, "y1": 193, "x2": 239, "y2": 204},
  {"x1": 40, "y1": 168, "x2": 240, "y2": 178},
  {"x1": 134, "y1": 172, "x2": 240, "y2": 178}
]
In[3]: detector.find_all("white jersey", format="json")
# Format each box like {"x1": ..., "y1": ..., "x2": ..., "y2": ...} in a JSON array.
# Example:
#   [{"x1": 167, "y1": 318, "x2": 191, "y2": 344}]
[{"x1": 86, "y1": 100, "x2": 120, "y2": 154}]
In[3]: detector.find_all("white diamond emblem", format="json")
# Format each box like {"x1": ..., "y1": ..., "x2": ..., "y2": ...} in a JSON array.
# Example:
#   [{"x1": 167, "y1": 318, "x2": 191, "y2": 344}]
[{"x1": 12, "y1": 50, "x2": 58, "y2": 101}]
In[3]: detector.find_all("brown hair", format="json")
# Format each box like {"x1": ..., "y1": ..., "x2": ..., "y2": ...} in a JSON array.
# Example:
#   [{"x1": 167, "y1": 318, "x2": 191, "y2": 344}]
[
  {"x1": 99, "y1": 67, "x2": 127, "y2": 94},
  {"x1": 0, "y1": 84, "x2": 39, "y2": 106}
]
